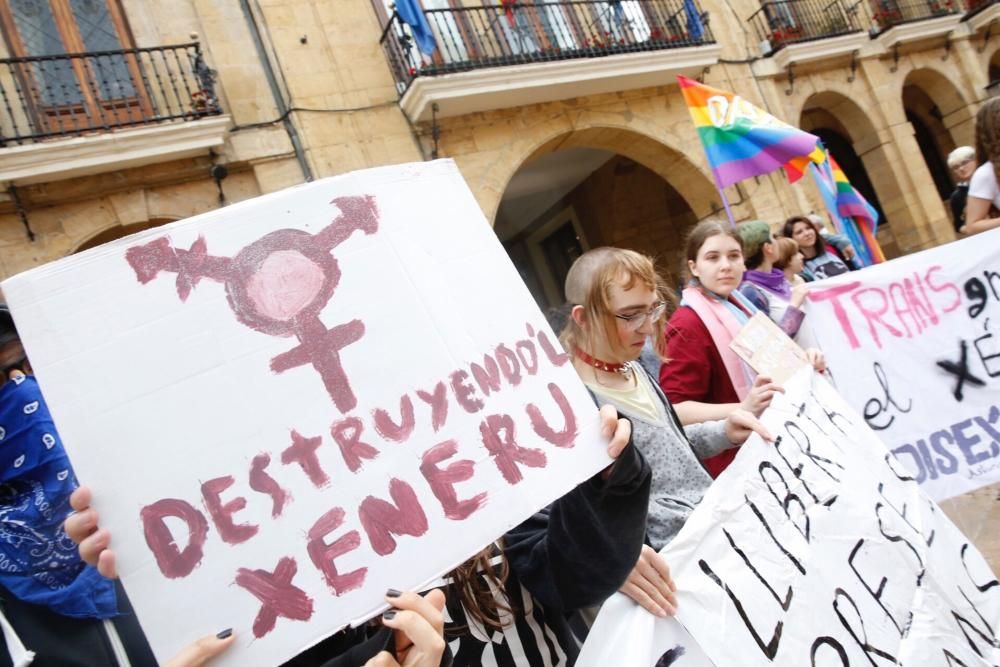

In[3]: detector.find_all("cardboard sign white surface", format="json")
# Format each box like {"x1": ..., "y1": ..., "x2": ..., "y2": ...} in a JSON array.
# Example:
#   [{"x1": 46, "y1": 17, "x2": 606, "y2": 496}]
[
  {"x1": 805, "y1": 231, "x2": 1000, "y2": 500},
  {"x1": 1, "y1": 160, "x2": 612, "y2": 666},
  {"x1": 730, "y1": 312, "x2": 809, "y2": 385},
  {"x1": 581, "y1": 368, "x2": 999, "y2": 665}
]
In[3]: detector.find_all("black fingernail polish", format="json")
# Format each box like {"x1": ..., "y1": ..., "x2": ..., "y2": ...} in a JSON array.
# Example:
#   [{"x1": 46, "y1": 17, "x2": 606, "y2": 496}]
[
  {"x1": 216, "y1": 628, "x2": 233, "y2": 639},
  {"x1": 386, "y1": 588, "x2": 402, "y2": 598},
  {"x1": 383, "y1": 610, "x2": 397, "y2": 620}
]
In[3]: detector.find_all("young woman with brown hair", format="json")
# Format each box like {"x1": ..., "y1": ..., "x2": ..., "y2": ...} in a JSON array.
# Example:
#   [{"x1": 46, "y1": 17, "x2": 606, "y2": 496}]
[
  {"x1": 658, "y1": 221, "x2": 824, "y2": 477},
  {"x1": 559, "y1": 246, "x2": 773, "y2": 615}
]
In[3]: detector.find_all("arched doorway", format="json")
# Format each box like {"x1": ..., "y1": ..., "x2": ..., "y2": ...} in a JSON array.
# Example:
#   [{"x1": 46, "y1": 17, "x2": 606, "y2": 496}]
[
  {"x1": 902, "y1": 69, "x2": 971, "y2": 203},
  {"x1": 494, "y1": 128, "x2": 715, "y2": 309},
  {"x1": 800, "y1": 91, "x2": 902, "y2": 257},
  {"x1": 73, "y1": 218, "x2": 174, "y2": 253}
]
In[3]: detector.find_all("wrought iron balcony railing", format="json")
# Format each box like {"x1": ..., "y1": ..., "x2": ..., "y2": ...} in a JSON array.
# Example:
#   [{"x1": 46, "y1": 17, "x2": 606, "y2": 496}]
[
  {"x1": 750, "y1": 0, "x2": 864, "y2": 50},
  {"x1": 868, "y1": 0, "x2": 963, "y2": 31},
  {"x1": 380, "y1": 0, "x2": 715, "y2": 94},
  {"x1": 0, "y1": 42, "x2": 221, "y2": 147},
  {"x1": 963, "y1": 0, "x2": 994, "y2": 17}
]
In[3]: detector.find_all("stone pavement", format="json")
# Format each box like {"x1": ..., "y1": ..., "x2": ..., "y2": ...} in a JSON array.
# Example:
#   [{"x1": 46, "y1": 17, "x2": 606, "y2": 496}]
[{"x1": 938, "y1": 481, "x2": 1000, "y2": 576}]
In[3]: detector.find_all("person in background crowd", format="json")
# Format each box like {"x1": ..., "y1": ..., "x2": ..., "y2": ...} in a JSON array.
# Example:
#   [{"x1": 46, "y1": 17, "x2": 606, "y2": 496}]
[
  {"x1": 947, "y1": 145, "x2": 977, "y2": 233},
  {"x1": 736, "y1": 221, "x2": 809, "y2": 340},
  {"x1": 67, "y1": 402, "x2": 650, "y2": 666},
  {"x1": 560, "y1": 247, "x2": 774, "y2": 616},
  {"x1": 658, "y1": 221, "x2": 824, "y2": 477},
  {"x1": 782, "y1": 216, "x2": 851, "y2": 280},
  {"x1": 773, "y1": 237, "x2": 809, "y2": 287},
  {"x1": 0, "y1": 306, "x2": 157, "y2": 667},
  {"x1": 807, "y1": 214, "x2": 858, "y2": 269},
  {"x1": 963, "y1": 97, "x2": 1000, "y2": 236}
]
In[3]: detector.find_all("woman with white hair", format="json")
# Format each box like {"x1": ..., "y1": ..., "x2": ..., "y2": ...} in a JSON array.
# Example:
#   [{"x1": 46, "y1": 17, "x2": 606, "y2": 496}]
[{"x1": 947, "y1": 145, "x2": 976, "y2": 233}]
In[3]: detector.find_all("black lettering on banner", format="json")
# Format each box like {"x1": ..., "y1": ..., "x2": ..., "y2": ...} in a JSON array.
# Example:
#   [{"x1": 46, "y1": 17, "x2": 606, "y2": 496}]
[
  {"x1": 874, "y1": 504, "x2": 926, "y2": 579},
  {"x1": 846, "y1": 539, "x2": 911, "y2": 637},
  {"x1": 876, "y1": 482, "x2": 935, "y2": 548},
  {"x1": 960, "y1": 543, "x2": 999, "y2": 594},
  {"x1": 883, "y1": 451, "x2": 917, "y2": 483},
  {"x1": 807, "y1": 390, "x2": 853, "y2": 437},
  {"x1": 772, "y1": 434, "x2": 823, "y2": 506},
  {"x1": 936, "y1": 340, "x2": 986, "y2": 402},
  {"x1": 943, "y1": 649, "x2": 970, "y2": 667},
  {"x1": 810, "y1": 636, "x2": 849, "y2": 667},
  {"x1": 760, "y1": 461, "x2": 810, "y2": 542},
  {"x1": 782, "y1": 421, "x2": 844, "y2": 490},
  {"x1": 951, "y1": 587, "x2": 1000, "y2": 659},
  {"x1": 746, "y1": 495, "x2": 805, "y2": 575},
  {"x1": 832, "y1": 588, "x2": 898, "y2": 665},
  {"x1": 699, "y1": 552, "x2": 785, "y2": 660},
  {"x1": 862, "y1": 362, "x2": 913, "y2": 431}
]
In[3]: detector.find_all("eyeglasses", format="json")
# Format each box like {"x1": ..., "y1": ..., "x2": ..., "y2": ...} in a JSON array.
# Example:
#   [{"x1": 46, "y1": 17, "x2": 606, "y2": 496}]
[{"x1": 615, "y1": 301, "x2": 667, "y2": 330}]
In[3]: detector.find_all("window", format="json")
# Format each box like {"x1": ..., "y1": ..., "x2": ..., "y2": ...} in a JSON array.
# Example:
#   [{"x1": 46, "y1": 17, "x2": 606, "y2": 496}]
[{"x1": 0, "y1": 0, "x2": 150, "y2": 135}]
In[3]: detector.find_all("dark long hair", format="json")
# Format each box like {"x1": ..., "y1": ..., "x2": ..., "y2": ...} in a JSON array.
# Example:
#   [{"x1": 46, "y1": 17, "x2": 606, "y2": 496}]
[{"x1": 781, "y1": 215, "x2": 825, "y2": 257}]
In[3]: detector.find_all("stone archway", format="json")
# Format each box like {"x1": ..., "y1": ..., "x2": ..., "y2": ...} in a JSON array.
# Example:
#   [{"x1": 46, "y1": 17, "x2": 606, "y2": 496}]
[
  {"x1": 72, "y1": 218, "x2": 176, "y2": 254},
  {"x1": 800, "y1": 90, "x2": 905, "y2": 257},
  {"x1": 902, "y1": 68, "x2": 973, "y2": 201},
  {"x1": 493, "y1": 126, "x2": 717, "y2": 308}
]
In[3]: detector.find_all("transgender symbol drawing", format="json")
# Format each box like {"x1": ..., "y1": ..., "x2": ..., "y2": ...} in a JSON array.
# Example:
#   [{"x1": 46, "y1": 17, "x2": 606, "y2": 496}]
[{"x1": 125, "y1": 195, "x2": 379, "y2": 414}]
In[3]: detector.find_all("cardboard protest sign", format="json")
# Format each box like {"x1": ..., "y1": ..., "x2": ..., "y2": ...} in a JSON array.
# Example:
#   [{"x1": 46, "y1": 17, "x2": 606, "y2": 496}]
[
  {"x1": 579, "y1": 368, "x2": 1000, "y2": 666},
  {"x1": 1, "y1": 160, "x2": 612, "y2": 666},
  {"x1": 730, "y1": 312, "x2": 809, "y2": 384},
  {"x1": 805, "y1": 231, "x2": 1000, "y2": 501}
]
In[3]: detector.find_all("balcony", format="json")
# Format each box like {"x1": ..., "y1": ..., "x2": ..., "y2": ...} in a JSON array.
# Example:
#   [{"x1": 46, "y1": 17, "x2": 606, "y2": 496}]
[
  {"x1": 869, "y1": 0, "x2": 964, "y2": 44},
  {"x1": 0, "y1": 42, "x2": 229, "y2": 185},
  {"x1": 750, "y1": 0, "x2": 869, "y2": 67},
  {"x1": 379, "y1": 0, "x2": 720, "y2": 121}
]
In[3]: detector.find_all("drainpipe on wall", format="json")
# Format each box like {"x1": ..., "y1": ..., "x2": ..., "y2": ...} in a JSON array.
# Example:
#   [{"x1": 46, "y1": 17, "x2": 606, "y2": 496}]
[{"x1": 238, "y1": 0, "x2": 314, "y2": 182}]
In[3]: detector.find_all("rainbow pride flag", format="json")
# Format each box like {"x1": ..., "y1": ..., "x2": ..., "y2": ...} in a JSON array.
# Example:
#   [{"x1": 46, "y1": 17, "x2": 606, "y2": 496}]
[
  {"x1": 828, "y1": 154, "x2": 878, "y2": 229},
  {"x1": 811, "y1": 151, "x2": 885, "y2": 265},
  {"x1": 678, "y1": 75, "x2": 826, "y2": 189}
]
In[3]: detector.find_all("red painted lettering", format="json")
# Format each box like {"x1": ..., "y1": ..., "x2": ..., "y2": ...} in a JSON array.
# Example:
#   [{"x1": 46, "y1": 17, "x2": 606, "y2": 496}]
[
  {"x1": 358, "y1": 479, "x2": 429, "y2": 556},
  {"x1": 372, "y1": 394, "x2": 416, "y2": 443},
  {"x1": 808, "y1": 282, "x2": 862, "y2": 349},
  {"x1": 331, "y1": 417, "x2": 379, "y2": 473},
  {"x1": 480, "y1": 414, "x2": 546, "y2": 484},
  {"x1": 201, "y1": 475, "x2": 258, "y2": 545},
  {"x1": 281, "y1": 430, "x2": 329, "y2": 488},
  {"x1": 925, "y1": 265, "x2": 961, "y2": 314},
  {"x1": 140, "y1": 499, "x2": 209, "y2": 579},
  {"x1": 470, "y1": 354, "x2": 502, "y2": 397},
  {"x1": 852, "y1": 287, "x2": 903, "y2": 349},
  {"x1": 416, "y1": 382, "x2": 449, "y2": 432},
  {"x1": 307, "y1": 507, "x2": 366, "y2": 596},
  {"x1": 537, "y1": 329, "x2": 569, "y2": 366},
  {"x1": 249, "y1": 453, "x2": 289, "y2": 518},
  {"x1": 235, "y1": 556, "x2": 314, "y2": 638},
  {"x1": 451, "y1": 369, "x2": 485, "y2": 413},
  {"x1": 495, "y1": 344, "x2": 522, "y2": 386},
  {"x1": 526, "y1": 383, "x2": 577, "y2": 448},
  {"x1": 420, "y1": 440, "x2": 487, "y2": 520}
]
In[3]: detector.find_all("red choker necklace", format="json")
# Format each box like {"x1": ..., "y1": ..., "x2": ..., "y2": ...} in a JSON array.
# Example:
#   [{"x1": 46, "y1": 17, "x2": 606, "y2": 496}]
[{"x1": 574, "y1": 348, "x2": 632, "y2": 378}]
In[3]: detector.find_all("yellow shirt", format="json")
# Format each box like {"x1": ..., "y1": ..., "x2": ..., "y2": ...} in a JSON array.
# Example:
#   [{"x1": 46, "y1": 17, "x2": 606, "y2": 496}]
[{"x1": 585, "y1": 363, "x2": 663, "y2": 424}]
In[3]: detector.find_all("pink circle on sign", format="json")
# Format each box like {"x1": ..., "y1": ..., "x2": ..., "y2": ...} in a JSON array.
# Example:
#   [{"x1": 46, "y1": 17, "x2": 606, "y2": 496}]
[{"x1": 246, "y1": 250, "x2": 325, "y2": 322}]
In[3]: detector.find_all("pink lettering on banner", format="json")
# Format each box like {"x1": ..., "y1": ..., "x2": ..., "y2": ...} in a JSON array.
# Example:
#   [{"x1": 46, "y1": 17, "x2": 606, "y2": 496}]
[{"x1": 808, "y1": 266, "x2": 962, "y2": 350}]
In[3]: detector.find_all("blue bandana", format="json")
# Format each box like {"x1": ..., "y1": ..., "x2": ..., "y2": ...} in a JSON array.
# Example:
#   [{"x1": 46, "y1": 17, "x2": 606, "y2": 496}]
[{"x1": 0, "y1": 375, "x2": 117, "y2": 618}]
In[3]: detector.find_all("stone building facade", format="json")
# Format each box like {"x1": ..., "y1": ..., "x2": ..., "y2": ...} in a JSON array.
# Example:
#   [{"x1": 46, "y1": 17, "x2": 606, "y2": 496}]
[{"x1": 0, "y1": 0, "x2": 996, "y2": 300}]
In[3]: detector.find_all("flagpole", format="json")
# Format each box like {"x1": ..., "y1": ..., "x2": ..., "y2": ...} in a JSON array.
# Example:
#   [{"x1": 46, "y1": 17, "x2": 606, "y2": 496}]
[{"x1": 713, "y1": 173, "x2": 737, "y2": 227}]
